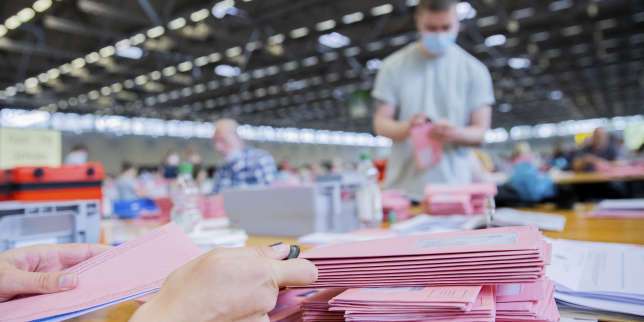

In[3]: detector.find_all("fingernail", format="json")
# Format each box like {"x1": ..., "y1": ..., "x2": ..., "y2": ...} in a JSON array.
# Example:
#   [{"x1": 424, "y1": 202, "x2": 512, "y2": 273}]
[
  {"x1": 271, "y1": 242, "x2": 290, "y2": 255},
  {"x1": 58, "y1": 274, "x2": 77, "y2": 290}
]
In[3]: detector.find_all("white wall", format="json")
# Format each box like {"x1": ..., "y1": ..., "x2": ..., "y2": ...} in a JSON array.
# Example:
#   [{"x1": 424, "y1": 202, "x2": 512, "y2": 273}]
[{"x1": 62, "y1": 132, "x2": 389, "y2": 174}]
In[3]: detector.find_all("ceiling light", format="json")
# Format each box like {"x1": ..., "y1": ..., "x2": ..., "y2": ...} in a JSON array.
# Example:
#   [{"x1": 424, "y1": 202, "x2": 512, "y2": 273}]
[
  {"x1": 485, "y1": 34, "x2": 506, "y2": 47},
  {"x1": 316, "y1": 19, "x2": 336, "y2": 31},
  {"x1": 549, "y1": 0, "x2": 573, "y2": 11},
  {"x1": 146, "y1": 26, "x2": 165, "y2": 38},
  {"x1": 47, "y1": 68, "x2": 60, "y2": 79},
  {"x1": 508, "y1": 57, "x2": 531, "y2": 69},
  {"x1": 214, "y1": 64, "x2": 241, "y2": 77},
  {"x1": 85, "y1": 52, "x2": 100, "y2": 63},
  {"x1": 25, "y1": 77, "x2": 39, "y2": 88},
  {"x1": 366, "y1": 58, "x2": 382, "y2": 70},
  {"x1": 371, "y1": 4, "x2": 393, "y2": 16},
  {"x1": 168, "y1": 17, "x2": 186, "y2": 30},
  {"x1": 17, "y1": 8, "x2": 36, "y2": 23},
  {"x1": 226, "y1": 46, "x2": 242, "y2": 57},
  {"x1": 342, "y1": 12, "x2": 364, "y2": 24},
  {"x1": 71, "y1": 58, "x2": 86, "y2": 69},
  {"x1": 549, "y1": 90, "x2": 563, "y2": 100},
  {"x1": 5, "y1": 16, "x2": 21, "y2": 30},
  {"x1": 162, "y1": 66, "x2": 177, "y2": 77},
  {"x1": 0, "y1": 26, "x2": 7, "y2": 37},
  {"x1": 268, "y1": 33, "x2": 285, "y2": 44},
  {"x1": 123, "y1": 79, "x2": 135, "y2": 88},
  {"x1": 194, "y1": 56, "x2": 209, "y2": 66},
  {"x1": 190, "y1": 9, "x2": 210, "y2": 22},
  {"x1": 111, "y1": 83, "x2": 123, "y2": 93},
  {"x1": 289, "y1": 27, "x2": 309, "y2": 39},
  {"x1": 212, "y1": 0, "x2": 235, "y2": 19},
  {"x1": 319, "y1": 32, "x2": 351, "y2": 48},
  {"x1": 33, "y1": 0, "x2": 53, "y2": 12},
  {"x1": 130, "y1": 33, "x2": 146, "y2": 45},
  {"x1": 149, "y1": 71, "x2": 162, "y2": 80},
  {"x1": 456, "y1": 2, "x2": 476, "y2": 20},
  {"x1": 37, "y1": 73, "x2": 49, "y2": 82},
  {"x1": 135, "y1": 75, "x2": 149, "y2": 85},
  {"x1": 59, "y1": 63, "x2": 71, "y2": 74},
  {"x1": 178, "y1": 61, "x2": 193, "y2": 72},
  {"x1": 116, "y1": 46, "x2": 143, "y2": 60},
  {"x1": 99, "y1": 46, "x2": 116, "y2": 57},
  {"x1": 100, "y1": 86, "x2": 112, "y2": 96}
]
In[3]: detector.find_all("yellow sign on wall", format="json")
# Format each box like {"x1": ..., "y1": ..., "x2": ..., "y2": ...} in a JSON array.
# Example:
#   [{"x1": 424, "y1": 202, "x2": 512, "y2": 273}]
[{"x1": 0, "y1": 127, "x2": 62, "y2": 169}]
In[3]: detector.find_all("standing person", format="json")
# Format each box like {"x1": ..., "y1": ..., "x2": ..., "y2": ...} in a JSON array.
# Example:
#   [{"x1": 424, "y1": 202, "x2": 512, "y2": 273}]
[
  {"x1": 372, "y1": 0, "x2": 495, "y2": 198},
  {"x1": 211, "y1": 119, "x2": 277, "y2": 193}
]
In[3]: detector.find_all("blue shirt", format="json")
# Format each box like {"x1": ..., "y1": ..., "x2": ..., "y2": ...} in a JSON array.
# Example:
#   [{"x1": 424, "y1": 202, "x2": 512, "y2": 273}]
[{"x1": 212, "y1": 147, "x2": 277, "y2": 193}]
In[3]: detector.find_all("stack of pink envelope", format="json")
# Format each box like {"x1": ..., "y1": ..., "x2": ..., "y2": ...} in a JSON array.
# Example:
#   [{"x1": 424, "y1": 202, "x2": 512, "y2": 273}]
[
  {"x1": 301, "y1": 226, "x2": 550, "y2": 288},
  {"x1": 382, "y1": 190, "x2": 412, "y2": 221},
  {"x1": 301, "y1": 288, "x2": 347, "y2": 322},
  {"x1": 269, "y1": 289, "x2": 319, "y2": 322},
  {"x1": 328, "y1": 285, "x2": 495, "y2": 322},
  {"x1": 424, "y1": 183, "x2": 497, "y2": 215},
  {"x1": 495, "y1": 278, "x2": 560, "y2": 322}
]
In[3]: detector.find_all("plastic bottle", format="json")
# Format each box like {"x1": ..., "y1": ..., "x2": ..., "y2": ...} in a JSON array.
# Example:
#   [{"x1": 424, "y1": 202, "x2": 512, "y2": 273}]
[
  {"x1": 170, "y1": 163, "x2": 202, "y2": 233},
  {"x1": 356, "y1": 153, "x2": 383, "y2": 228}
]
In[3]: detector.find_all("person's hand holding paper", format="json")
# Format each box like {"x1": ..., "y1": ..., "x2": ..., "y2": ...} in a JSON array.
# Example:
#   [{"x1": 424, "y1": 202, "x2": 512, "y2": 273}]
[
  {"x1": 130, "y1": 243, "x2": 318, "y2": 322},
  {"x1": 0, "y1": 244, "x2": 109, "y2": 302}
]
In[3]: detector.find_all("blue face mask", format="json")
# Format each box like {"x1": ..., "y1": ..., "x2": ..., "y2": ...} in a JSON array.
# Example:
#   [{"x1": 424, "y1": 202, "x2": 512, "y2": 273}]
[{"x1": 421, "y1": 31, "x2": 457, "y2": 55}]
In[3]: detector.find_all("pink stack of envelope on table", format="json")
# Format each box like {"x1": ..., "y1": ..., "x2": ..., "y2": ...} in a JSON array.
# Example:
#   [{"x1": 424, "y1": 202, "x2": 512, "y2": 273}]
[
  {"x1": 329, "y1": 285, "x2": 495, "y2": 322},
  {"x1": 495, "y1": 278, "x2": 560, "y2": 322},
  {"x1": 268, "y1": 289, "x2": 320, "y2": 322},
  {"x1": 424, "y1": 183, "x2": 497, "y2": 215},
  {"x1": 301, "y1": 288, "x2": 346, "y2": 322},
  {"x1": 382, "y1": 190, "x2": 412, "y2": 221},
  {"x1": 300, "y1": 226, "x2": 550, "y2": 288}
]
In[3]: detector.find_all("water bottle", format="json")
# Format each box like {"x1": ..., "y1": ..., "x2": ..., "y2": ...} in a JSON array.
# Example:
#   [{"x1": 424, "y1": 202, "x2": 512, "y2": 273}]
[
  {"x1": 170, "y1": 163, "x2": 202, "y2": 233},
  {"x1": 356, "y1": 153, "x2": 383, "y2": 228}
]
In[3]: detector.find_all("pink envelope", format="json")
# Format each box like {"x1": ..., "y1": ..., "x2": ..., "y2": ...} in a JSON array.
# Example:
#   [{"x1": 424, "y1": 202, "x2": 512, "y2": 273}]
[
  {"x1": 331, "y1": 286, "x2": 481, "y2": 307},
  {"x1": 410, "y1": 123, "x2": 443, "y2": 170},
  {"x1": 0, "y1": 223, "x2": 203, "y2": 322},
  {"x1": 302, "y1": 226, "x2": 544, "y2": 259}
]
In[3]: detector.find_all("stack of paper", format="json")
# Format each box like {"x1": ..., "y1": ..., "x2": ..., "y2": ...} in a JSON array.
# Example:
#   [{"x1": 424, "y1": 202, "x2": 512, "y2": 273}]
[
  {"x1": 301, "y1": 288, "x2": 346, "y2": 322},
  {"x1": 410, "y1": 123, "x2": 443, "y2": 170},
  {"x1": 492, "y1": 208, "x2": 566, "y2": 232},
  {"x1": 382, "y1": 190, "x2": 412, "y2": 220},
  {"x1": 301, "y1": 226, "x2": 550, "y2": 288},
  {"x1": 269, "y1": 289, "x2": 319, "y2": 322},
  {"x1": 587, "y1": 199, "x2": 644, "y2": 218},
  {"x1": 495, "y1": 278, "x2": 560, "y2": 322},
  {"x1": 0, "y1": 223, "x2": 203, "y2": 322},
  {"x1": 547, "y1": 239, "x2": 644, "y2": 317},
  {"x1": 424, "y1": 183, "x2": 497, "y2": 215},
  {"x1": 329, "y1": 286, "x2": 495, "y2": 322}
]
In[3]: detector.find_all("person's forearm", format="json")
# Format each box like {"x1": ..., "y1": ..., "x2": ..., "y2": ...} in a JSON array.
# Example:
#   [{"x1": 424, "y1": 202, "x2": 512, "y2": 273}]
[
  {"x1": 373, "y1": 115, "x2": 410, "y2": 142},
  {"x1": 451, "y1": 125, "x2": 487, "y2": 146}
]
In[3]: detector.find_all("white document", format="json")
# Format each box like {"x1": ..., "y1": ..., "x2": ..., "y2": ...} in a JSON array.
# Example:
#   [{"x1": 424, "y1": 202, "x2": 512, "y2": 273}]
[
  {"x1": 597, "y1": 199, "x2": 644, "y2": 210},
  {"x1": 493, "y1": 208, "x2": 566, "y2": 232},
  {"x1": 555, "y1": 291, "x2": 644, "y2": 316}
]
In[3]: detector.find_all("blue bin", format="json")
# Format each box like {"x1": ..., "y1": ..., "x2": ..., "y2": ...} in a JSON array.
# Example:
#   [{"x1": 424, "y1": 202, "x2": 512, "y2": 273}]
[{"x1": 113, "y1": 199, "x2": 159, "y2": 219}]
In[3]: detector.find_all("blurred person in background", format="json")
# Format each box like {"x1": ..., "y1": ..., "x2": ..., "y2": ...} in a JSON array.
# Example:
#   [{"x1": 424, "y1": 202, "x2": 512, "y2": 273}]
[
  {"x1": 372, "y1": 0, "x2": 494, "y2": 198},
  {"x1": 183, "y1": 146, "x2": 204, "y2": 179},
  {"x1": 572, "y1": 127, "x2": 621, "y2": 172},
  {"x1": 211, "y1": 118, "x2": 277, "y2": 193},
  {"x1": 275, "y1": 160, "x2": 301, "y2": 185},
  {"x1": 64, "y1": 144, "x2": 89, "y2": 165},
  {"x1": 497, "y1": 142, "x2": 556, "y2": 206},
  {"x1": 115, "y1": 162, "x2": 143, "y2": 201},
  {"x1": 162, "y1": 150, "x2": 182, "y2": 179}
]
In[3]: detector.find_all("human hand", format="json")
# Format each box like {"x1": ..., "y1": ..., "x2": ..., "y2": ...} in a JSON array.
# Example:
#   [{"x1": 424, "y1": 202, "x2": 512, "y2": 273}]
[
  {"x1": 430, "y1": 120, "x2": 459, "y2": 143},
  {"x1": 409, "y1": 113, "x2": 429, "y2": 128},
  {"x1": 130, "y1": 244, "x2": 318, "y2": 322},
  {"x1": 0, "y1": 244, "x2": 110, "y2": 302}
]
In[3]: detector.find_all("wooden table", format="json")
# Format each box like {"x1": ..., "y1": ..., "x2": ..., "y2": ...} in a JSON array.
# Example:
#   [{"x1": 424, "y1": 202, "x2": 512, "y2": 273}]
[
  {"x1": 553, "y1": 171, "x2": 644, "y2": 185},
  {"x1": 70, "y1": 208, "x2": 644, "y2": 322}
]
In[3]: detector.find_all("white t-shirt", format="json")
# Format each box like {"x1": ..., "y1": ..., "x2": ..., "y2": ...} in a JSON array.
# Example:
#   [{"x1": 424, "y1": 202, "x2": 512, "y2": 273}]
[{"x1": 372, "y1": 42, "x2": 495, "y2": 198}]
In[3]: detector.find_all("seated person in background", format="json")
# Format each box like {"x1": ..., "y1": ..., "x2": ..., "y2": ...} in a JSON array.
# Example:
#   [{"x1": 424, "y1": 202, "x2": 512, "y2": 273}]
[
  {"x1": 64, "y1": 144, "x2": 89, "y2": 165},
  {"x1": 0, "y1": 243, "x2": 317, "y2": 321},
  {"x1": 211, "y1": 118, "x2": 277, "y2": 193},
  {"x1": 115, "y1": 162, "x2": 143, "y2": 200},
  {"x1": 572, "y1": 127, "x2": 621, "y2": 172}
]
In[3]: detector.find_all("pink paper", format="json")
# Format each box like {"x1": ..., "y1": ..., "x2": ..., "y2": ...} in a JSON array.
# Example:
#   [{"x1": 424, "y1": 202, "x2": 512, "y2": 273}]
[
  {"x1": 410, "y1": 123, "x2": 443, "y2": 170},
  {"x1": 0, "y1": 223, "x2": 203, "y2": 322}
]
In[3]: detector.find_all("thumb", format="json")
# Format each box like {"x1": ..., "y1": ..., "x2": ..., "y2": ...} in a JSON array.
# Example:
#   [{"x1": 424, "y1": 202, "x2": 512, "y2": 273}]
[{"x1": 7, "y1": 270, "x2": 78, "y2": 295}]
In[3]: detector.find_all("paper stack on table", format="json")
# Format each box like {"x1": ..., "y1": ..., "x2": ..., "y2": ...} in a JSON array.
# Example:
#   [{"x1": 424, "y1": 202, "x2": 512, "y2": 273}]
[
  {"x1": 587, "y1": 198, "x2": 644, "y2": 218},
  {"x1": 301, "y1": 226, "x2": 550, "y2": 288},
  {"x1": 0, "y1": 223, "x2": 203, "y2": 322},
  {"x1": 424, "y1": 183, "x2": 497, "y2": 215},
  {"x1": 382, "y1": 190, "x2": 412, "y2": 220},
  {"x1": 492, "y1": 208, "x2": 566, "y2": 232},
  {"x1": 329, "y1": 285, "x2": 495, "y2": 322},
  {"x1": 301, "y1": 288, "x2": 346, "y2": 322},
  {"x1": 495, "y1": 278, "x2": 560, "y2": 322},
  {"x1": 269, "y1": 289, "x2": 320, "y2": 322},
  {"x1": 547, "y1": 238, "x2": 644, "y2": 317}
]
